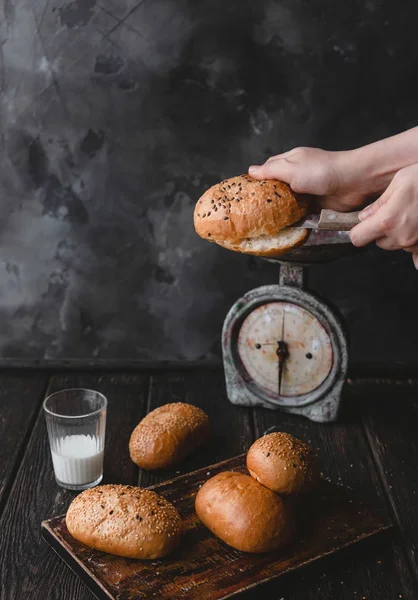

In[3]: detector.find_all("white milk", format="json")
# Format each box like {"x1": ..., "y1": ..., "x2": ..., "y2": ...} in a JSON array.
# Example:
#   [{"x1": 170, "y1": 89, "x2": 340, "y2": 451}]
[{"x1": 51, "y1": 434, "x2": 104, "y2": 486}]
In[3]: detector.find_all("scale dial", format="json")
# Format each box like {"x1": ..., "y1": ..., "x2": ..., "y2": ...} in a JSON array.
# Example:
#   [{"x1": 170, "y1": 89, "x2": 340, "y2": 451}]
[{"x1": 237, "y1": 302, "x2": 333, "y2": 397}]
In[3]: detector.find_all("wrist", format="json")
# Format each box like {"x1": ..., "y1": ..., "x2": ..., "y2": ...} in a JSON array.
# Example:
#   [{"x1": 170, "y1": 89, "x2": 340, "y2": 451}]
[
  {"x1": 332, "y1": 149, "x2": 371, "y2": 193},
  {"x1": 333, "y1": 145, "x2": 395, "y2": 198},
  {"x1": 337, "y1": 127, "x2": 418, "y2": 196},
  {"x1": 355, "y1": 143, "x2": 400, "y2": 193}
]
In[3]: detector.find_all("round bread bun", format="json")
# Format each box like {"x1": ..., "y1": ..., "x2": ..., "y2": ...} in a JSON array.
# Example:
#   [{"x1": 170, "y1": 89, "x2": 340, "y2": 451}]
[
  {"x1": 66, "y1": 484, "x2": 182, "y2": 559},
  {"x1": 195, "y1": 471, "x2": 294, "y2": 553},
  {"x1": 194, "y1": 174, "x2": 310, "y2": 257},
  {"x1": 129, "y1": 403, "x2": 210, "y2": 470},
  {"x1": 246, "y1": 432, "x2": 319, "y2": 494}
]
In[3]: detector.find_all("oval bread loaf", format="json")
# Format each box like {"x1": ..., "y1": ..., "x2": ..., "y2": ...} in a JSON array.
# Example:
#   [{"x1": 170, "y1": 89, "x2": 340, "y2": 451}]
[
  {"x1": 129, "y1": 403, "x2": 210, "y2": 470},
  {"x1": 195, "y1": 471, "x2": 294, "y2": 553},
  {"x1": 66, "y1": 484, "x2": 182, "y2": 559},
  {"x1": 194, "y1": 175, "x2": 310, "y2": 257},
  {"x1": 247, "y1": 432, "x2": 319, "y2": 494}
]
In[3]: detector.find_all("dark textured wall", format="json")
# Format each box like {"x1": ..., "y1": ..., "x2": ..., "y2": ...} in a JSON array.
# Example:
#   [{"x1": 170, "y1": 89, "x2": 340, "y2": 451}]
[{"x1": 0, "y1": 0, "x2": 417, "y2": 366}]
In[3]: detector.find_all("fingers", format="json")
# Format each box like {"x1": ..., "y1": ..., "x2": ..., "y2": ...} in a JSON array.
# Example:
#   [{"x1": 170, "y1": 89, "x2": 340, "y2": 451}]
[
  {"x1": 265, "y1": 152, "x2": 292, "y2": 164},
  {"x1": 350, "y1": 212, "x2": 390, "y2": 247},
  {"x1": 358, "y1": 188, "x2": 390, "y2": 221},
  {"x1": 249, "y1": 157, "x2": 294, "y2": 182},
  {"x1": 413, "y1": 252, "x2": 418, "y2": 269},
  {"x1": 351, "y1": 188, "x2": 394, "y2": 247},
  {"x1": 375, "y1": 237, "x2": 400, "y2": 250}
]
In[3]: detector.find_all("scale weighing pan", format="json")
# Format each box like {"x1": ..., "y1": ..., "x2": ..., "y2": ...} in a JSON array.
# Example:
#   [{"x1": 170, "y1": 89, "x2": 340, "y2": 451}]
[
  {"x1": 222, "y1": 230, "x2": 364, "y2": 422},
  {"x1": 274, "y1": 229, "x2": 364, "y2": 264}
]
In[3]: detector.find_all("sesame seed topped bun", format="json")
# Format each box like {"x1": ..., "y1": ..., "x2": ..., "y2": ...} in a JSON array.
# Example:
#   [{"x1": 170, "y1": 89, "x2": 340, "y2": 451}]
[
  {"x1": 246, "y1": 432, "x2": 319, "y2": 494},
  {"x1": 194, "y1": 174, "x2": 310, "y2": 257},
  {"x1": 66, "y1": 484, "x2": 182, "y2": 559}
]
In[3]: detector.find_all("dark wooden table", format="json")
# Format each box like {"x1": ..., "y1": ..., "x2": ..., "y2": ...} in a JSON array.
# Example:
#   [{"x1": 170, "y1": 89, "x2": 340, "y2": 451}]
[{"x1": 0, "y1": 368, "x2": 417, "y2": 599}]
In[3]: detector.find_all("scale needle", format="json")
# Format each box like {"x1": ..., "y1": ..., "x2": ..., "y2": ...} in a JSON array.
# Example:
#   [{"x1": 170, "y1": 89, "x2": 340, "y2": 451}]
[
  {"x1": 277, "y1": 341, "x2": 288, "y2": 395},
  {"x1": 277, "y1": 308, "x2": 288, "y2": 395}
]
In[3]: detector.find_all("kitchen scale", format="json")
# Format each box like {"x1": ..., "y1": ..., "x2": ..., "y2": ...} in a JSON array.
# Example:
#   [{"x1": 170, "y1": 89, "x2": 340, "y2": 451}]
[{"x1": 222, "y1": 229, "x2": 361, "y2": 423}]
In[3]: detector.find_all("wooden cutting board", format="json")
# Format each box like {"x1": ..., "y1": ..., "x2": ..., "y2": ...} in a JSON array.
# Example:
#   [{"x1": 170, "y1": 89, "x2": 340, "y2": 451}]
[{"x1": 41, "y1": 454, "x2": 390, "y2": 600}]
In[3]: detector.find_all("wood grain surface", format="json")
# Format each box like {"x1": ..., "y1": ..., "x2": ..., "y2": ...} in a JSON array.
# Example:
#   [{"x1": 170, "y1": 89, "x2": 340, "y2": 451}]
[
  {"x1": 1, "y1": 371, "x2": 417, "y2": 600},
  {"x1": 42, "y1": 454, "x2": 390, "y2": 600},
  {"x1": 0, "y1": 373, "x2": 149, "y2": 600},
  {"x1": 0, "y1": 372, "x2": 48, "y2": 513}
]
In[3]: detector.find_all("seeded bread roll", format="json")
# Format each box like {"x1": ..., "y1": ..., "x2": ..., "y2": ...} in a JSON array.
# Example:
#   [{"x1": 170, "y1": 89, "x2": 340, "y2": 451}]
[
  {"x1": 247, "y1": 432, "x2": 319, "y2": 494},
  {"x1": 129, "y1": 403, "x2": 210, "y2": 470},
  {"x1": 194, "y1": 174, "x2": 310, "y2": 257},
  {"x1": 66, "y1": 484, "x2": 182, "y2": 559},
  {"x1": 195, "y1": 471, "x2": 294, "y2": 553}
]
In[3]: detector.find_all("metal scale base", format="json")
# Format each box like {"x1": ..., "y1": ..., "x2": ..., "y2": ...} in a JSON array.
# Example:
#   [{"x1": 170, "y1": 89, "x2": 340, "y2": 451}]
[{"x1": 222, "y1": 262, "x2": 348, "y2": 423}]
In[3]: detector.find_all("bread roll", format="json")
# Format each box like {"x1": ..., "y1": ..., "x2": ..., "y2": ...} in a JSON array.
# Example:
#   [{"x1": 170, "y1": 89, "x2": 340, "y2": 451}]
[
  {"x1": 247, "y1": 432, "x2": 318, "y2": 494},
  {"x1": 66, "y1": 484, "x2": 182, "y2": 559},
  {"x1": 129, "y1": 403, "x2": 210, "y2": 470},
  {"x1": 195, "y1": 471, "x2": 294, "y2": 553},
  {"x1": 194, "y1": 174, "x2": 310, "y2": 257}
]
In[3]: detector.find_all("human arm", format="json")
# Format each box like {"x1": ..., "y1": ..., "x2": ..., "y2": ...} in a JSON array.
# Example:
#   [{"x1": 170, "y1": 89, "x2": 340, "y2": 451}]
[{"x1": 248, "y1": 126, "x2": 418, "y2": 212}]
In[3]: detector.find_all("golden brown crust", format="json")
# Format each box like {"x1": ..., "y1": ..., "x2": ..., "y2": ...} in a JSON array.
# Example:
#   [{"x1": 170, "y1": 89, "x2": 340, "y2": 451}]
[
  {"x1": 195, "y1": 471, "x2": 294, "y2": 553},
  {"x1": 129, "y1": 403, "x2": 210, "y2": 470},
  {"x1": 246, "y1": 432, "x2": 319, "y2": 494},
  {"x1": 66, "y1": 484, "x2": 182, "y2": 559},
  {"x1": 194, "y1": 175, "x2": 310, "y2": 254}
]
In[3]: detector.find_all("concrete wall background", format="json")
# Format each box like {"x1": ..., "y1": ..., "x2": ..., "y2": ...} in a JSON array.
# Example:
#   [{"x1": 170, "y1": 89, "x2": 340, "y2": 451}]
[{"x1": 0, "y1": 0, "x2": 417, "y2": 366}]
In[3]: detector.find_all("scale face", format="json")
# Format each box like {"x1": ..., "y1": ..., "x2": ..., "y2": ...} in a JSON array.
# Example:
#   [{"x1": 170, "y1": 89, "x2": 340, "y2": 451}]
[
  {"x1": 237, "y1": 302, "x2": 333, "y2": 398},
  {"x1": 222, "y1": 271, "x2": 348, "y2": 423}
]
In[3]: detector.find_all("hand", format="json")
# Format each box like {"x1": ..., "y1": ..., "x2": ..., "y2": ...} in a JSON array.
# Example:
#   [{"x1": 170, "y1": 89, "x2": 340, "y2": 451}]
[
  {"x1": 350, "y1": 164, "x2": 418, "y2": 269},
  {"x1": 248, "y1": 147, "x2": 371, "y2": 212}
]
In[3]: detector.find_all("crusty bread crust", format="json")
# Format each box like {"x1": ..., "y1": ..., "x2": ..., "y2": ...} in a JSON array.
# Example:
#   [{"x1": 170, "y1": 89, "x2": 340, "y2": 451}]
[
  {"x1": 195, "y1": 471, "x2": 294, "y2": 553},
  {"x1": 129, "y1": 403, "x2": 210, "y2": 470},
  {"x1": 246, "y1": 432, "x2": 319, "y2": 494},
  {"x1": 66, "y1": 484, "x2": 182, "y2": 559},
  {"x1": 194, "y1": 175, "x2": 310, "y2": 256}
]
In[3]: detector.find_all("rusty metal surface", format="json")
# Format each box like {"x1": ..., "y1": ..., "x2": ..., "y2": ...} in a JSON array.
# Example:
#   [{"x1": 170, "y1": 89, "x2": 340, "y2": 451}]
[{"x1": 222, "y1": 285, "x2": 348, "y2": 422}]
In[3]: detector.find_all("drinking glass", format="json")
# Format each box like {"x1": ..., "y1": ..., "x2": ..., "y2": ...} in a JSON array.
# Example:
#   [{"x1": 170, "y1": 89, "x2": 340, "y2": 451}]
[{"x1": 43, "y1": 388, "x2": 107, "y2": 490}]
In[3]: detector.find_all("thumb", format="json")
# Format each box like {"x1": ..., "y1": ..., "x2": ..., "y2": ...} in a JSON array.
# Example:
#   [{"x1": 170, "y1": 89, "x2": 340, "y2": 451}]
[
  {"x1": 249, "y1": 157, "x2": 294, "y2": 183},
  {"x1": 358, "y1": 189, "x2": 390, "y2": 221}
]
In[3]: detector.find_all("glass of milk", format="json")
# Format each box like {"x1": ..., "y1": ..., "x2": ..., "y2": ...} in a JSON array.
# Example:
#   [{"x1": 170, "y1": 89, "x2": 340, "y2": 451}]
[{"x1": 43, "y1": 389, "x2": 107, "y2": 490}]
